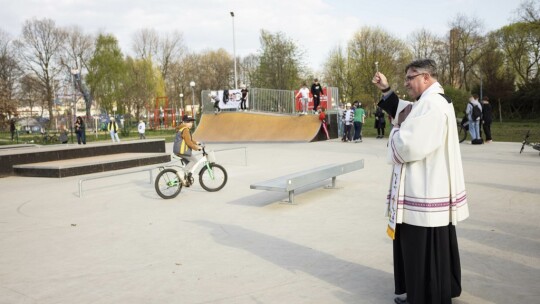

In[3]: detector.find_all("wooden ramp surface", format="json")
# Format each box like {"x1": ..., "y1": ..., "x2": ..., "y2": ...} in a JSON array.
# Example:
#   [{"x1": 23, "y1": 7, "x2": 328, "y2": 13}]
[{"x1": 193, "y1": 112, "x2": 322, "y2": 143}]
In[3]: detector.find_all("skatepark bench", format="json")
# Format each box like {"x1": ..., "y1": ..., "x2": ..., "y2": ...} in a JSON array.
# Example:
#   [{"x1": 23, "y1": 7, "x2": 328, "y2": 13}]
[{"x1": 250, "y1": 159, "x2": 364, "y2": 204}]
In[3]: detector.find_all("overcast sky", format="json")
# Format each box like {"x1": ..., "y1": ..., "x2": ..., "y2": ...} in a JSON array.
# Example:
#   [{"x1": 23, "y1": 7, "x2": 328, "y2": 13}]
[{"x1": 0, "y1": 0, "x2": 523, "y2": 74}]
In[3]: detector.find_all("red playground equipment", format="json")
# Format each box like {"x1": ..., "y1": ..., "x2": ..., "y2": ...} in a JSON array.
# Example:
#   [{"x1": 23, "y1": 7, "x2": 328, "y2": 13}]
[{"x1": 150, "y1": 96, "x2": 182, "y2": 129}]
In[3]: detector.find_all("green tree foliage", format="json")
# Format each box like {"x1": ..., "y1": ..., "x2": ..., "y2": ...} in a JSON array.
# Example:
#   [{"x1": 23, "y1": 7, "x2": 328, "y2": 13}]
[
  {"x1": 511, "y1": 79, "x2": 540, "y2": 119},
  {"x1": 442, "y1": 86, "x2": 470, "y2": 116},
  {"x1": 86, "y1": 34, "x2": 126, "y2": 115},
  {"x1": 324, "y1": 27, "x2": 411, "y2": 109},
  {"x1": 251, "y1": 30, "x2": 303, "y2": 90},
  {"x1": 197, "y1": 48, "x2": 234, "y2": 91},
  {"x1": 123, "y1": 56, "x2": 158, "y2": 122},
  {"x1": 477, "y1": 34, "x2": 515, "y2": 120},
  {"x1": 496, "y1": 22, "x2": 540, "y2": 85},
  {"x1": 0, "y1": 29, "x2": 20, "y2": 125}
]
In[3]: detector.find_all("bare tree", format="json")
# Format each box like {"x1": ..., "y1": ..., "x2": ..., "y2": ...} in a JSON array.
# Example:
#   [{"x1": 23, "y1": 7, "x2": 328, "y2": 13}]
[
  {"x1": 448, "y1": 14, "x2": 486, "y2": 91},
  {"x1": 157, "y1": 30, "x2": 186, "y2": 83},
  {"x1": 14, "y1": 18, "x2": 66, "y2": 126},
  {"x1": 239, "y1": 54, "x2": 259, "y2": 87},
  {"x1": 515, "y1": 0, "x2": 540, "y2": 24},
  {"x1": 19, "y1": 74, "x2": 46, "y2": 118},
  {"x1": 61, "y1": 25, "x2": 95, "y2": 118},
  {"x1": 323, "y1": 45, "x2": 352, "y2": 104},
  {"x1": 132, "y1": 28, "x2": 159, "y2": 60},
  {"x1": 345, "y1": 27, "x2": 410, "y2": 104},
  {"x1": 408, "y1": 28, "x2": 441, "y2": 60},
  {"x1": 0, "y1": 29, "x2": 21, "y2": 124}
]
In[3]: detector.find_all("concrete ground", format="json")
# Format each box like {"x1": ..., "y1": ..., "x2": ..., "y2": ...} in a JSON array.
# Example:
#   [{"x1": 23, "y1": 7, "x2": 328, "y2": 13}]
[{"x1": 1, "y1": 138, "x2": 539, "y2": 304}]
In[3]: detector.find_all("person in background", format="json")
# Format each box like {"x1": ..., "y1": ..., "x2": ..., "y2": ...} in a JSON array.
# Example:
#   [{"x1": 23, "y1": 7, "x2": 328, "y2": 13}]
[
  {"x1": 466, "y1": 94, "x2": 482, "y2": 142},
  {"x1": 481, "y1": 96, "x2": 493, "y2": 143},
  {"x1": 341, "y1": 103, "x2": 354, "y2": 142},
  {"x1": 318, "y1": 106, "x2": 330, "y2": 140},
  {"x1": 10, "y1": 118, "x2": 16, "y2": 141},
  {"x1": 210, "y1": 92, "x2": 221, "y2": 114},
  {"x1": 74, "y1": 116, "x2": 86, "y2": 145},
  {"x1": 311, "y1": 78, "x2": 324, "y2": 114},
  {"x1": 374, "y1": 106, "x2": 386, "y2": 138},
  {"x1": 138, "y1": 119, "x2": 146, "y2": 139},
  {"x1": 240, "y1": 84, "x2": 249, "y2": 111},
  {"x1": 372, "y1": 59, "x2": 468, "y2": 304},
  {"x1": 337, "y1": 103, "x2": 344, "y2": 138},
  {"x1": 353, "y1": 101, "x2": 366, "y2": 143},
  {"x1": 58, "y1": 124, "x2": 68, "y2": 144},
  {"x1": 295, "y1": 82, "x2": 310, "y2": 115},
  {"x1": 108, "y1": 117, "x2": 120, "y2": 143}
]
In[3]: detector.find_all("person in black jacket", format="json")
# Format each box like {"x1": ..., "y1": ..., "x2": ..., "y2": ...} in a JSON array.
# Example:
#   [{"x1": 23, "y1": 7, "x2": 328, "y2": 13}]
[
  {"x1": 374, "y1": 106, "x2": 386, "y2": 138},
  {"x1": 311, "y1": 79, "x2": 324, "y2": 114},
  {"x1": 481, "y1": 96, "x2": 493, "y2": 143},
  {"x1": 75, "y1": 116, "x2": 86, "y2": 144},
  {"x1": 10, "y1": 118, "x2": 16, "y2": 141}
]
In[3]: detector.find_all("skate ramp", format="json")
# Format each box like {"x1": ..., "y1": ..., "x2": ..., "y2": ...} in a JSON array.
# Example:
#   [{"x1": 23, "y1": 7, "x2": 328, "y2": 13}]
[{"x1": 193, "y1": 112, "x2": 322, "y2": 143}]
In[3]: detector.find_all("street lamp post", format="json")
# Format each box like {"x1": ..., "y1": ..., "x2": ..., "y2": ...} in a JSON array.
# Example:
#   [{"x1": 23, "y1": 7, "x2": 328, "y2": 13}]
[
  {"x1": 190, "y1": 81, "x2": 196, "y2": 126},
  {"x1": 70, "y1": 69, "x2": 79, "y2": 144},
  {"x1": 179, "y1": 93, "x2": 184, "y2": 120},
  {"x1": 230, "y1": 11, "x2": 238, "y2": 89}
]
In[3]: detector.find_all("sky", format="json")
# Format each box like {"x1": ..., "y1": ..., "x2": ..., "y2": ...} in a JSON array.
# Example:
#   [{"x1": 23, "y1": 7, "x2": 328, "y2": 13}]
[{"x1": 0, "y1": 0, "x2": 524, "y2": 74}]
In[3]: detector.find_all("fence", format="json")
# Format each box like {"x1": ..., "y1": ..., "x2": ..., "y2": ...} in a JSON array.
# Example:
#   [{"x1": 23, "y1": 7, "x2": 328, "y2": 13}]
[{"x1": 201, "y1": 87, "x2": 340, "y2": 115}]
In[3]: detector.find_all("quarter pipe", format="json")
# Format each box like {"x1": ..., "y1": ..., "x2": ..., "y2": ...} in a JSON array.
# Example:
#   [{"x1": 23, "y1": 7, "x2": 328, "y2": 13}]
[{"x1": 193, "y1": 112, "x2": 323, "y2": 143}]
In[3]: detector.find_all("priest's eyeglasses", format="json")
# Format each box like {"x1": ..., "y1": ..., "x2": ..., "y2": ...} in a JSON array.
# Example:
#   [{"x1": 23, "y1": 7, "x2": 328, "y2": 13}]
[{"x1": 405, "y1": 73, "x2": 425, "y2": 82}]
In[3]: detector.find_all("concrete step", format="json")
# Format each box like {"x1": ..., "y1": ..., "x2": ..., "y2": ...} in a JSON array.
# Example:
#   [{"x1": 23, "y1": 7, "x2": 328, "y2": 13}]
[{"x1": 13, "y1": 152, "x2": 170, "y2": 178}]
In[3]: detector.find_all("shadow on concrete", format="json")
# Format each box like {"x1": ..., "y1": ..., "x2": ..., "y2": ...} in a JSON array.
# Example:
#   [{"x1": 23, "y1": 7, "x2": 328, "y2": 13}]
[
  {"x1": 190, "y1": 220, "x2": 393, "y2": 303},
  {"x1": 458, "y1": 219, "x2": 539, "y2": 304},
  {"x1": 467, "y1": 181, "x2": 540, "y2": 195}
]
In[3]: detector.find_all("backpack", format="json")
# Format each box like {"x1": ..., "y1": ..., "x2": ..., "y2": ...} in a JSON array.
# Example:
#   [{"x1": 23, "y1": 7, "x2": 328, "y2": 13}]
[
  {"x1": 470, "y1": 102, "x2": 482, "y2": 121},
  {"x1": 173, "y1": 127, "x2": 192, "y2": 156}
]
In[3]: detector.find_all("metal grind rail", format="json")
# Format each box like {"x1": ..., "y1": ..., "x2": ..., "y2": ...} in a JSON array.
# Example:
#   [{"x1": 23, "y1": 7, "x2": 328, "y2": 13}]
[{"x1": 77, "y1": 147, "x2": 247, "y2": 198}]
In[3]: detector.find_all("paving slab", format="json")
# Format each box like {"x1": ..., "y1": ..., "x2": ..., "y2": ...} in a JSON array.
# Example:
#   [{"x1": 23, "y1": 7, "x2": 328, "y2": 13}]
[{"x1": 0, "y1": 139, "x2": 538, "y2": 304}]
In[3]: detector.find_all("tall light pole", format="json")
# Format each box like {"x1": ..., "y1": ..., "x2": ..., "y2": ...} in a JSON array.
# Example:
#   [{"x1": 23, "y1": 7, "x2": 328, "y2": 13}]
[
  {"x1": 230, "y1": 11, "x2": 238, "y2": 89},
  {"x1": 70, "y1": 69, "x2": 79, "y2": 144},
  {"x1": 190, "y1": 81, "x2": 196, "y2": 126},
  {"x1": 479, "y1": 72, "x2": 483, "y2": 102},
  {"x1": 179, "y1": 93, "x2": 184, "y2": 119}
]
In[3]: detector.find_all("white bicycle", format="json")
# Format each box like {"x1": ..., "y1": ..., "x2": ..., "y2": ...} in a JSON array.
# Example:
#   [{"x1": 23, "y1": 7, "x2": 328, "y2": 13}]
[{"x1": 154, "y1": 146, "x2": 228, "y2": 199}]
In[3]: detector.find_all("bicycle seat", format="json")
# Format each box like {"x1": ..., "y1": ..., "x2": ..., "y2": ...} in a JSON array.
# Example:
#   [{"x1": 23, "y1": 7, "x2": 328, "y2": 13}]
[{"x1": 171, "y1": 154, "x2": 187, "y2": 166}]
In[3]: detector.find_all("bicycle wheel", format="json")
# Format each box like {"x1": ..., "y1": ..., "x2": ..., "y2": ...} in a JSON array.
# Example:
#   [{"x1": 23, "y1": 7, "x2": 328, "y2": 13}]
[
  {"x1": 199, "y1": 163, "x2": 227, "y2": 192},
  {"x1": 155, "y1": 169, "x2": 183, "y2": 199},
  {"x1": 459, "y1": 125, "x2": 467, "y2": 143},
  {"x1": 520, "y1": 130, "x2": 530, "y2": 154}
]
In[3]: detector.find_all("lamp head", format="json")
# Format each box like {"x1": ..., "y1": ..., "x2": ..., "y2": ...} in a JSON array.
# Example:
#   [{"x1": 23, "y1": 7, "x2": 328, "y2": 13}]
[{"x1": 230, "y1": 12, "x2": 234, "y2": 17}]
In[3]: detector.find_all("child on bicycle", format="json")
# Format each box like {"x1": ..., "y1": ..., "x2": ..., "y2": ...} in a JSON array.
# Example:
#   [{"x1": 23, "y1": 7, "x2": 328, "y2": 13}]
[{"x1": 173, "y1": 115, "x2": 203, "y2": 180}]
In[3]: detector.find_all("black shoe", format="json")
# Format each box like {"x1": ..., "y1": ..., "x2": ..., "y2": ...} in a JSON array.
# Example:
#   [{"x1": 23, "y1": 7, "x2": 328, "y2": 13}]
[{"x1": 394, "y1": 297, "x2": 407, "y2": 304}]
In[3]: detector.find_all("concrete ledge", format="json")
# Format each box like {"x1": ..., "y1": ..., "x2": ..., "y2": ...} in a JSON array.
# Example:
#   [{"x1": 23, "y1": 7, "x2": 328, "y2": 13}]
[
  {"x1": 0, "y1": 139, "x2": 166, "y2": 176},
  {"x1": 13, "y1": 153, "x2": 170, "y2": 178}
]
